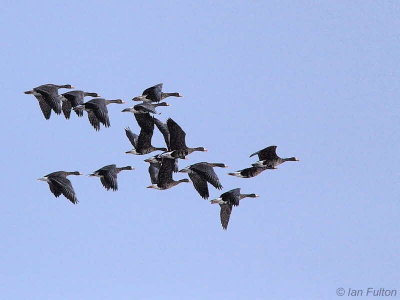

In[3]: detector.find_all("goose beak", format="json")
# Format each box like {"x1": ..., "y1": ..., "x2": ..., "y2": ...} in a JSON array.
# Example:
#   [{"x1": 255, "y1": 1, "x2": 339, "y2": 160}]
[
  {"x1": 254, "y1": 194, "x2": 260, "y2": 197},
  {"x1": 78, "y1": 172, "x2": 84, "y2": 175},
  {"x1": 24, "y1": 90, "x2": 33, "y2": 94}
]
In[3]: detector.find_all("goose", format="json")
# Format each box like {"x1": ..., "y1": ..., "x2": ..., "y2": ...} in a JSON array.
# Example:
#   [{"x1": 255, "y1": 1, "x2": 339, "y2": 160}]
[
  {"x1": 124, "y1": 127, "x2": 167, "y2": 155},
  {"x1": 228, "y1": 165, "x2": 276, "y2": 178},
  {"x1": 121, "y1": 102, "x2": 169, "y2": 115},
  {"x1": 210, "y1": 188, "x2": 259, "y2": 230},
  {"x1": 153, "y1": 117, "x2": 189, "y2": 159},
  {"x1": 37, "y1": 171, "x2": 82, "y2": 204},
  {"x1": 88, "y1": 164, "x2": 134, "y2": 191},
  {"x1": 61, "y1": 90, "x2": 100, "y2": 119},
  {"x1": 74, "y1": 98, "x2": 125, "y2": 131},
  {"x1": 25, "y1": 84, "x2": 74, "y2": 119},
  {"x1": 144, "y1": 155, "x2": 179, "y2": 184},
  {"x1": 132, "y1": 83, "x2": 182, "y2": 102},
  {"x1": 250, "y1": 146, "x2": 299, "y2": 168},
  {"x1": 147, "y1": 158, "x2": 189, "y2": 190},
  {"x1": 179, "y1": 162, "x2": 227, "y2": 199},
  {"x1": 160, "y1": 118, "x2": 207, "y2": 159}
]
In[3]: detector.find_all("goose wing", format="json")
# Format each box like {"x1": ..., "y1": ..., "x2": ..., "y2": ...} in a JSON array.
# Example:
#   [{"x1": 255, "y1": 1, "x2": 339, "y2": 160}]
[
  {"x1": 93, "y1": 103, "x2": 110, "y2": 127},
  {"x1": 100, "y1": 171, "x2": 118, "y2": 191},
  {"x1": 134, "y1": 113, "x2": 154, "y2": 132},
  {"x1": 48, "y1": 181, "x2": 62, "y2": 197},
  {"x1": 221, "y1": 188, "x2": 240, "y2": 206},
  {"x1": 136, "y1": 128, "x2": 154, "y2": 152},
  {"x1": 250, "y1": 146, "x2": 278, "y2": 161},
  {"x1": 36, "y1": 95, "x2": 52, "y2": 119},
  {"x1": 87, "y1": 110, "x2": 101, "y2": 131},
  {"x1": 49, "y1": 176, "x2": 78, "y2": 204},
  {"x1": 157, "y1": 158, "x2": 175, "y2": 187},
  {"x1": 167, "y1": 118, "x2": 187, "y2": 150},
  {"x1": 142, "y1": 83, "x2": 163, "y2": 102},
  {"x1": 220, "y1": 204, "x2": 233, "y2": 230},
  {"x1": 190, "y1": 163, "x2": 222, "y2": 190},
  {"x1": 62, "y1": 98, "x2": 72, "y2": 119},
  {"x1": 154, "y1": 117, "x2": 170, "y2": 150},
  {"x1": 125, "y1": 127, "x2": 138, "y2": 148},
  {"x1": 149, "y1": 163, "x2": 160, "y2": 184},
  {"x1": 188, "y1": 172, "x2": 209, "y2": 199}
]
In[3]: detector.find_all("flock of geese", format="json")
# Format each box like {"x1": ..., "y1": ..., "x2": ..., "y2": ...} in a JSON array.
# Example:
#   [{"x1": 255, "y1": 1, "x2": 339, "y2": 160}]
[{"x1": 26, "y1": 83, "x2": 299, "y2": 230}]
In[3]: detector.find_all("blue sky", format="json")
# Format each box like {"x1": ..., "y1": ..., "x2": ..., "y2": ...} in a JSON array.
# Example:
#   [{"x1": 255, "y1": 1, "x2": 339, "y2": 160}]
[{"x1": 1, "y1": 1, "x2": 399, "y2": 299}]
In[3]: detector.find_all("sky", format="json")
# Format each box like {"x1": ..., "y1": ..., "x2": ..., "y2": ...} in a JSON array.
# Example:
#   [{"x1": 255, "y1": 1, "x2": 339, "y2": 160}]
[{"x1": 1, "y1": 1, "x2": 399, "y2": 299}]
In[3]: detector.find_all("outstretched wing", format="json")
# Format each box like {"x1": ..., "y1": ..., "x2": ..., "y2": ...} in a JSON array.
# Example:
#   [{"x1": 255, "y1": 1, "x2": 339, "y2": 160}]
[
  {"x1": 191, "y1": 163, "x2": 222, "y2": 190},
  {"x1": 158, "y1": 158, "x2": 175, "y2": 187},
  {"x1": 142, "y1": 83, "x2": 163, "y2": 102},
  {"x1": 87, "y1": 111, "x2": 100, "y2": 131},
  {"x1": 188, "y1": 172, "x2": 209, "y2": 199},
  {"x1": 134, "y1": 113, "x2": 154, "y2": 132},
  {"x1": 167, "y1": 118, "x2": 187, "y2": 150},
  {"x1": 250, "y1": 146, "x2": 278, "y2": 161},
  {"x1": 100, "y1": 171, "x2": 118, "y2": 191},
  {"x1": 93, "y1": 104, "x2": 110, "y2": 127},
  {"x1": 125, "y1": 127, "x2": 138, "y2": 148},
  {"x1": 62, "y1": 98, "x2": 72, "y2": 119},
  {"x1": 154, "y1": 117, "x2": 170, "y2": 150},
  {"x1": 36, "y1": 95, "x2": 52, "y2": 119},
  {"x1": 49, "y1": 176, "x2": 78, "y2": 204},
  {"x1": 221, "y1": 188, "x2": 240, "y2": 206},
  {"x1": 220, "y1": 204, "x2": 233, "y2": 230},
  {"x1": 148, "y1": 163, "x2": 160, "y2": 184}
]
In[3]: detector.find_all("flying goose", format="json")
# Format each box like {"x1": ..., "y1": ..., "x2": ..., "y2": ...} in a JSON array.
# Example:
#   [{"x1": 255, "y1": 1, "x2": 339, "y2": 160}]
[
  {"x1": 89, "y1": 164, "x2": 134, "y2": 191},
  {"x1": 179, "y1": 162, "x2": 227, "y2": 199},
  {"x1": 121, "y1": 102, "x2": 169, "y2": 115},
  {"x1": 132, "y1": 83, "x2": 182, "y2": 102},
  {"x1": 125, "y1": 127, "x2": 167, "y2": 155},
  {"x1": 210, "y1": 188, "x2": 259, "y2": 230},
  {"x1": 144, "y1": 155, "x2": 179, "y2": 184},
  {"x1": 25, "y1": 84, "x2": 74, "y2": 119},
  {"x1": 37, "y1": 171, "x2": 82, "y2": 204},
  {"x1": 74, "y1": 98, "x2": 125, "y2": 131},
  {"x1": 160, "y1": 118, "x2": 207, "y2": 159},
  {"x1": 251, "y1": 146, "x2": 299, "y2": 168},
  {"x1": 147, "y1": 158, "x2": 189, "y2": 190},
  {"x1": 61, "y1": 90, "x2": 100, "y2": 119}
]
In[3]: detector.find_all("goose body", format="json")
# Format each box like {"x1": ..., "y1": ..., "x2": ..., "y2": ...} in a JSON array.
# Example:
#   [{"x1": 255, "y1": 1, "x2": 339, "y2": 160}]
[
  {"x1": 89, "y1": 164, "x2": 134, "y2": 191},
  {"x1": 144, "y1": 155, "x2": 179, "y2": 184},
  {"x1": 37, "y1": 170, "x2": 82, "y2": 204},
  {"x1": 210, "y1": 188, "x2": 259, "y2": 230},
  {"x1": 179, "y1": 162, "x2": 227, "y2": 199},
  {"x1": 25, "y1": 84, "x2": 74, "y2": 119}
]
